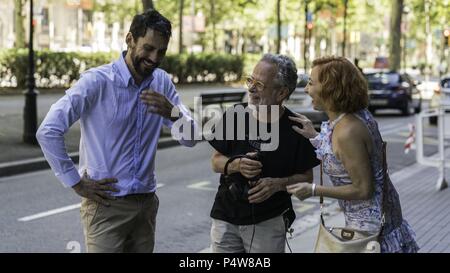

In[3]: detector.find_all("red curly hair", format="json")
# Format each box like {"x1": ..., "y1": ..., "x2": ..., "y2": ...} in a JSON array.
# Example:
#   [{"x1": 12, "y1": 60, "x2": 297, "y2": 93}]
[{"x1": 312, "y1": 56, "x2": 368, "y2": 113}]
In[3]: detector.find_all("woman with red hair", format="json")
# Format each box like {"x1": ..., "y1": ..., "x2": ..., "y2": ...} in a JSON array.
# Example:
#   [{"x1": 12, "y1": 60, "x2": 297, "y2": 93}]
[{"x1": 288, "y1": 56, "x2": 419, "y2": 253}]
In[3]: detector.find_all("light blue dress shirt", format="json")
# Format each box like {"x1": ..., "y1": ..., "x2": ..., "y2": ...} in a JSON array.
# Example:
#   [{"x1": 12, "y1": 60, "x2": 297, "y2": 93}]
[{"x1": 36, "y1": 52, "x2": 197, "y2": 196}]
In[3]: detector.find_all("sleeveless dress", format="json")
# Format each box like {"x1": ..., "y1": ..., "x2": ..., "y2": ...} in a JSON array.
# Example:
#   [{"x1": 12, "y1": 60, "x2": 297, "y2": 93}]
[{"x1": 310, "y1": 109, "x2": 419, "y2": 253}]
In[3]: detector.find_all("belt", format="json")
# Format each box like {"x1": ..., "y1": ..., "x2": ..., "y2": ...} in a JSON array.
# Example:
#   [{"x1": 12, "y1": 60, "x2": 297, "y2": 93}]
[{"x1": 115, "y1": 192, "x2": 155, "y2": 199}]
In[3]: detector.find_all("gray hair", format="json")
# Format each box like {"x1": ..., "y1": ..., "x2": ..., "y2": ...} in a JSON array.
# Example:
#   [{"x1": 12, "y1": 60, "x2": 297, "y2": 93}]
[{"x1": 261, "y1": 53, "x2": 298, "y2": 96}]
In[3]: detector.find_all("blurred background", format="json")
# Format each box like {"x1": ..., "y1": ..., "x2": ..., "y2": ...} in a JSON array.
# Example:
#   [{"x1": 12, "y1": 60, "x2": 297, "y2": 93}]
[{"x1": 1, "y1": 0, "x2": 449, "y2": 87}]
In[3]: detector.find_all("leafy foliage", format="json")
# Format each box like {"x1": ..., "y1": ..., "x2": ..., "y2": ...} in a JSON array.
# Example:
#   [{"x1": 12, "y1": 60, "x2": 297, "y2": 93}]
[{"x1": 0, "y1": 50, "x2": 243, "y2": 88}]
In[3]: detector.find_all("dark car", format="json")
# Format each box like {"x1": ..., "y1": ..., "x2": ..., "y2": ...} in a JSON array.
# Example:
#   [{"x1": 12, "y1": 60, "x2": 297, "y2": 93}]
[
  {"x1": 365, "y1": 71, "x2": 422, "y2": 116},
  {"x1": 284, "y1": 74, "x2": 328, "y2": 130}
]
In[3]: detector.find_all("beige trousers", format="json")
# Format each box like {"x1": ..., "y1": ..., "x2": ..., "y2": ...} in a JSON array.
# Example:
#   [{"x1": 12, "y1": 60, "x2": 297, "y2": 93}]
[
  {"x1": 210, "y1": 215, "x2": 287, "y2": 253},
  {"x1": 80, "y1": 193, "x2": 159, "y2": 253}
]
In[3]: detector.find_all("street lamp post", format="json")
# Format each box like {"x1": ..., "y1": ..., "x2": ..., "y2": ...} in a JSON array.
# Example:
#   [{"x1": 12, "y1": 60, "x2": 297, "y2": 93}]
[{"x1": 23, "y1": 0, "x2": 38, "y2": 145}]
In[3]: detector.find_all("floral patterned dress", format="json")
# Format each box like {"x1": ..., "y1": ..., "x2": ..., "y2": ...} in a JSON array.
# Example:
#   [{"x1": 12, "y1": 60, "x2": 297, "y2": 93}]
[{"x1": 310, "y1": 109, "x2": 419, "y2": 253}]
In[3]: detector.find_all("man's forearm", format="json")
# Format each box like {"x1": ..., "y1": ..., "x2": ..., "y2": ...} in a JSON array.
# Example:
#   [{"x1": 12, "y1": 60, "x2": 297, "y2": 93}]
[
  {"x1": 212, "y1": 153, "x2": 240, "y2": 175},
  {"x1": 35, "y1": 95, "x2": 81, "y2": 188},
  {"x1": 36, "y1": 124, "x2": 80, "y2": 187},
  {"x1": 279, "y1": 170, "x2": 314, "y2": 188}
]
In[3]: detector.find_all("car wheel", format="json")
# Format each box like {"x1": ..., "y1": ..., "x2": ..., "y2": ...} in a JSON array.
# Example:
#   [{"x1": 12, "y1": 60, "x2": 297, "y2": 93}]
[
  {"x1": 429, "y1": 116, "x2": 437, "y2": 126},
  {"x1": 401, "y1": 100, "x2": 414, "y2": 116}
]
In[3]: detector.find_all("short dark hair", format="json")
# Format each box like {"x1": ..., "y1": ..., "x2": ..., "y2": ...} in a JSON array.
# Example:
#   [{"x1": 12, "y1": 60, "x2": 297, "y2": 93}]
[{"x1": 129, "y1": 9, "x2": 172, "y2": 40}]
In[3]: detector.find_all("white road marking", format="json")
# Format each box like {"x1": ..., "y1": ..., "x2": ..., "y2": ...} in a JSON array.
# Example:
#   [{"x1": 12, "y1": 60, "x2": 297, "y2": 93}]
[
  {"x1": 187, "y1": 181, "x2": 216, "y2": 191},
  {"x1": 18, "y1": 183, "x2": 166, "y2": 222},
  {"x1": 18, "y1": 203, "x2": 81, "y2": 222}
]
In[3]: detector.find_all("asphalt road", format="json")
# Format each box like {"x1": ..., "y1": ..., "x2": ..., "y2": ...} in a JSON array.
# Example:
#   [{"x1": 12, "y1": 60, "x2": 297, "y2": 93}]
[{"x1": 0, "y1": 109, "x2": 442, "y2": 252}]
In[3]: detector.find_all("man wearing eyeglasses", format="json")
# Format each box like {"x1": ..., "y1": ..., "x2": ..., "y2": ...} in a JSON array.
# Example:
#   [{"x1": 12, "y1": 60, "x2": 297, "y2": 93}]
[{"x1": 207, "y1": 54, "x2": 320, "y2": 253}]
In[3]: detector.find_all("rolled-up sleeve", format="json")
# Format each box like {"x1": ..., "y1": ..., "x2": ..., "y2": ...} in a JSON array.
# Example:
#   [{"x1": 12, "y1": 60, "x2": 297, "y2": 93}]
[{"x1": 36, "y1": 72, "x2": 97, "y2": 187}]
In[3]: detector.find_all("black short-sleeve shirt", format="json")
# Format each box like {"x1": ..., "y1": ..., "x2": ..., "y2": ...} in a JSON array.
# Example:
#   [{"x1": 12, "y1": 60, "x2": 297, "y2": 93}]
[{"x1": 208, "y1": 103, "x2": 320, "y2": 225}]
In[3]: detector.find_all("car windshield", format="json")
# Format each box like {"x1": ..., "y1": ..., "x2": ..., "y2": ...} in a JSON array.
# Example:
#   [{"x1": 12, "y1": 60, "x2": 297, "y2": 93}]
[
  {"x1": 365, "y1": 72, "x2": 400, "y2": 88},
  {"x1": 441, "y1": 79, "x2": 450, "y2": 88}
]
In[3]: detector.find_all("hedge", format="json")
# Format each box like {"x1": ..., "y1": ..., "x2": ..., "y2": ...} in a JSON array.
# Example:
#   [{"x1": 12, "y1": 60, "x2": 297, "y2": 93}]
[{"x1": 0, "y1": 49, "x2": 244, "y2": 88}]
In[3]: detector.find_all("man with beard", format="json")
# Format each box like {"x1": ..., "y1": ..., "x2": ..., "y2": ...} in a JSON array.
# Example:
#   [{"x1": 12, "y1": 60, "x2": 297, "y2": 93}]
[
  {"x1": 36, "y1": 10, "x2": 197, "y2": 253},
  {"x1": 208, "y1": 54, "x2": 320, "y2": 252}
]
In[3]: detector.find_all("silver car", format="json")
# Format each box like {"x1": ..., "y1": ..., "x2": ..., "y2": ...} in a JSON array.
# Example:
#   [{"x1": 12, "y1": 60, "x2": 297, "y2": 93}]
[{"x1": 429, "y1": 75, "x2": 450, "y2": 125}]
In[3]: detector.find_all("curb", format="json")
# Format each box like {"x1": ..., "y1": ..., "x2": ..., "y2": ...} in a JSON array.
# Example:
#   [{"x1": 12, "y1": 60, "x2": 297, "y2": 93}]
[{"x1": 0, "y1": 137, "x2": 185, "y2": 178}]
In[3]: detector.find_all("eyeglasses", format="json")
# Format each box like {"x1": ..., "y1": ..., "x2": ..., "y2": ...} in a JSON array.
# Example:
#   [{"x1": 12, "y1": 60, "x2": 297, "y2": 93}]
[{"x1": 245, "y1": 76, "x2": 265, "y2": 92}]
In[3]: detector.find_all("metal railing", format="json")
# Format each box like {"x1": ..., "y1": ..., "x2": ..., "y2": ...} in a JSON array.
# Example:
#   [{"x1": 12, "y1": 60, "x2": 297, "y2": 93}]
[{"x1": 416, "y1": 106, "x2": 450, "y2": 190}]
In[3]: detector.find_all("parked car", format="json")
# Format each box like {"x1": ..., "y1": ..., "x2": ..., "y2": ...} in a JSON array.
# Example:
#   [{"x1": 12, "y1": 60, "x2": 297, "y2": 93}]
[
  {"x1": 429, "y1": 75, "x2": 450, "y2": 125},
  {"x1": 284, "y1": 74, "x2": 328, "y2": 130},
  {"x1": 365, "y1": 71, "x2": 422, "y2": 116}
]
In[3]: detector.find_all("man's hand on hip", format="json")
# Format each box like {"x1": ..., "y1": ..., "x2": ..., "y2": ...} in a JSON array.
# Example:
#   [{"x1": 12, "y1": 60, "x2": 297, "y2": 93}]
[{"x1": 72, "y1": 173, "x2": 119, "y2": 206}]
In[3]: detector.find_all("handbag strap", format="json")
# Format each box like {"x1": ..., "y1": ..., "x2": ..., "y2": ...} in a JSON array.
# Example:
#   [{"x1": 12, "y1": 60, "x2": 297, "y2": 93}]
[
  {"x1": 319, "y1": 140, "x2": 388, "y2": 230},
  {"x1": 319, "y1": 162, "x2": 325, "y2": 225}
]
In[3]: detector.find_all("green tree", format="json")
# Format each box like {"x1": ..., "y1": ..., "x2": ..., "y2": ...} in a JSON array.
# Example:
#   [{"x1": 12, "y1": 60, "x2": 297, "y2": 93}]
[
  {"x1": 178, "y1": 0, "x2": 184, "y2": 53},
  {"x1": 389, "y1": 0, "x2": 403, "y2": 71},
  {"x1": 342, "y1": 0, "x2": 348, "y2": 56},
  {"x1": 209, "y1": 0, "x2": 217, "y2": 51},
  {"x1": 93, "y1": 0, "x2": 136, "y2": 25},
  {"x1": 302, "y1": 0, "x2": 342, "y2": 68},
  {"x1": 14, "y1": 0, "x2": 26, "y2": 48},
  {"x1": 276, "y1": 0, "x2": 281, "y2": 53},
  {"x1": 408, "y1": 0, "x2": 450, "y2": 72}
]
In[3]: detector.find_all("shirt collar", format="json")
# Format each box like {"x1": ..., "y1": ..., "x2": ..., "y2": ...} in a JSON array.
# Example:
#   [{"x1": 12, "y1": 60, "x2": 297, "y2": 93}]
[
  {"x1": 114, "y1": 51, "x2": 154, "y2": 88},
  {"x1": 113, "y1": 51, "x2": 133, "y2": 87}
]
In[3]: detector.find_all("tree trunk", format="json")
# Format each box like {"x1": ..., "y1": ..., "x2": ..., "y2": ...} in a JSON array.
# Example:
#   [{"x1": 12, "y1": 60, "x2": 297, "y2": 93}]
[
  {"x1": 303, "y1": 1, "x2": 309, "y2": 72},
  {"x1": 14, "y1": 0, "x2": 26, "y2": 48},
  {"x1": 276, "y1": 0, "x2": 281, "y2": 54},
  {"x1": 141, "y1": 0, "x2": 154, "y2": 11},
  {"x1": 210, "y1": 0, "x2": 217, "y2": 52},
  {"x1": 342, "y1": 0, "x2": 348, "y2": 57},
  {"x1": 178, "y1": 0, "x2": 184, "y2": 54},
  {"x1": 389, "y1": 0, "x2": 403, "y2": 71}
]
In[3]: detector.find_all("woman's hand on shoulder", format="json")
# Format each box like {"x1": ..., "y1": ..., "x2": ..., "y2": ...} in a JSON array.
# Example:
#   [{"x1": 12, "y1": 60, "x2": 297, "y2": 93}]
[{"x1": 289, "y1": 113, "x2": 319, "y2": 139}]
